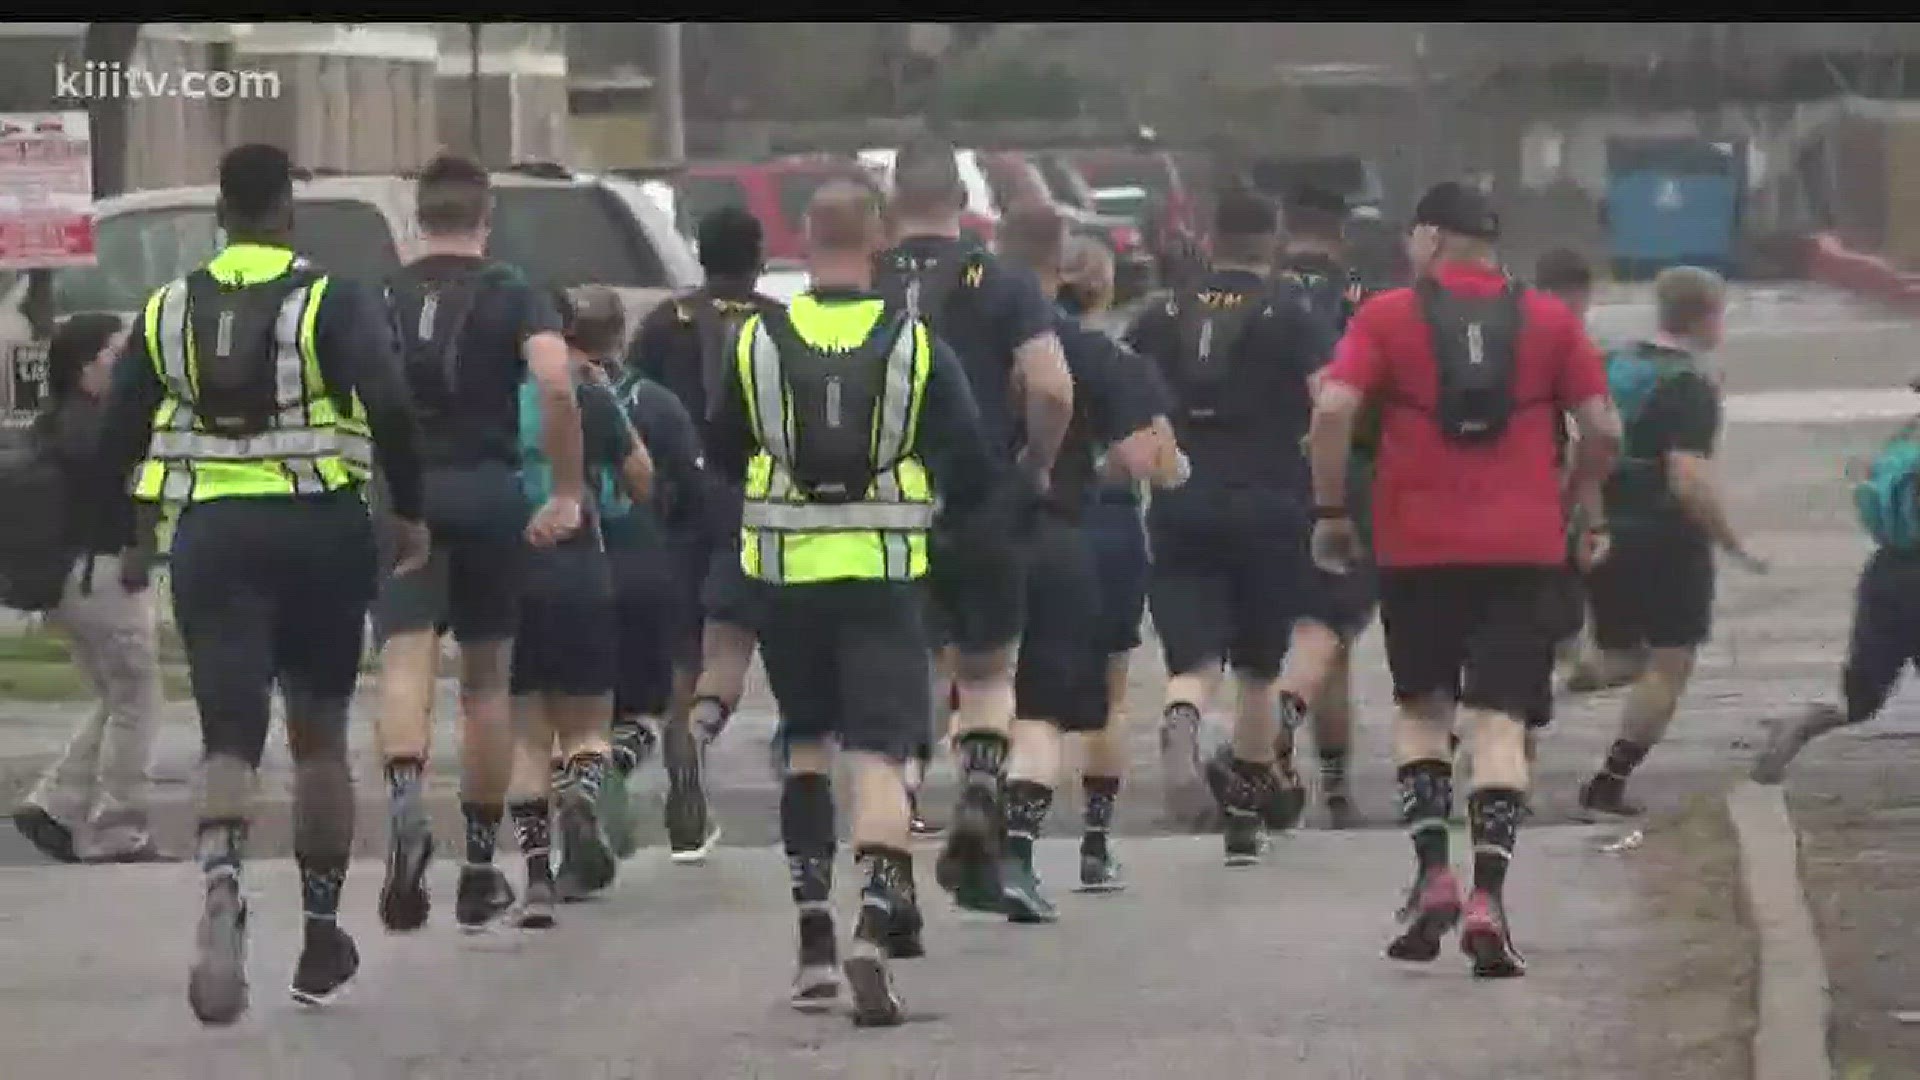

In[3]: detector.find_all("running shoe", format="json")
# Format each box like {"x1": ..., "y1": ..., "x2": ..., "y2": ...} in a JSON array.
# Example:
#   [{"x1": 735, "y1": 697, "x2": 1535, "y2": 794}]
[
  {"x1": 610, "y1": 720, "x2": 657, "y2": 776},
  {"x1": 1386, "y1": 865, "x2": 1463, "y2": 963},
  {"x1": 1751, "y1": 703, "x2": 1847, "y2": 784},
  {"x1": 378, "y1": 813, "x2": 434, "y2": 932},
  {"x1": 844, "y1": 906, "x2": 906, "y2": 1028},
  {"x1": 934, "y1": 778, "x2": 1003, "y2": 913},
  {"x1": 454, "y1": 865, "x2": 516, "y2": 933},
  {"x1": 11, "y1": 804, "x2": 78, "y2": 864},
  {"x1": 1160, "y1": 710, "x2": 1213, "y2": 830},
  {"x1": 1575, "y1": 774, "x2": 1645, "y2": 821},
  {"x1": 599, "y1": 761, "x2": 641, "y2": 861},
  {"x1": 886, "y1": 893, "x2": 926, "y2": 960},
  {"x1": 555, "y1": 787, "x2": 617, "y2": 901},
  {"x1": 999, "y1": 857, "x2": 1059, "y2": 924},
  {"x1": 1324, "y1": 791, "x2": 1359, "y2": 830},
  {"x1": 1076, "y1": 847, "x2": 1127, "y2": 893},
  {"x1": 188, "y1": 873, "x2": 249, "y2": 1026},
  {"x1": 517, "y1": 876, "x2": 558, "y2": 930},
  {"x1": 791, "y1": 918, "x2": 842, "y2": 1012},
  {"x1": 908, "y1": 792, "x2": 943, "y2": 838},
  {"x1": 664, "y1": 721, "x2": 720, "y2": 864},
  {"x1": 1223, "y1": 808, "x2": 1267, "y2": 867},
  {"x1": 1267, "y1": 766, "x2": 1307, "y2": 833},
  {"x1": 1460, "y1": 889, "x2": 1526, "y2": 978},
  {"x1": 290, "y1": 921, "x2": 360, "y2": 1006}
]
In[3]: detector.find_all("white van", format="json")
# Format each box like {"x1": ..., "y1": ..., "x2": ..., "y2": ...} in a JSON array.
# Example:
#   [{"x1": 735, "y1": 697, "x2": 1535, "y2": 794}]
[{"x1": 0, "y1": 166, "x2": 701, "y2": 426}]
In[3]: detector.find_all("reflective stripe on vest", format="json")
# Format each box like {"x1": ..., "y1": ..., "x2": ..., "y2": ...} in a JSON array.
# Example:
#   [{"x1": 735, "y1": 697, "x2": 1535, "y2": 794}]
[
  {"x1": 132, "y1": 245, "x2": 371, "y2": 504},
  {"x1": 737, "y1": 296, "x2": 933, "y2": 585}
]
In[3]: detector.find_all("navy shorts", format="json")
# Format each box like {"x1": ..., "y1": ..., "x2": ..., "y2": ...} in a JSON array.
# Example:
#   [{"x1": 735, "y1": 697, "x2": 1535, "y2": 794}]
[
  {"x1": 1080, "y1": 495, "x2": 1151, "y2": 656},
  {"x1": 1014, "y1": 513, "x2": 1110, "y2": 732},
  {"x1": 610, "y1": 541, "x2": 698, "y2": 717},
  {"x1": 700, "y1": 537, "x2": 767, "y2": 633},
  {"x1": 510, "y1": 537, "x2": 616, "y2": 696},
  {"x1": 926, "y1": 502, "x2": 1030, "y2": 655},
  {"x1": 757, "y1": 580, "x2": 933, "y2": 758},
  {"x1": 1586, "y1": 529, "x2": 1715, "y2": 651}
]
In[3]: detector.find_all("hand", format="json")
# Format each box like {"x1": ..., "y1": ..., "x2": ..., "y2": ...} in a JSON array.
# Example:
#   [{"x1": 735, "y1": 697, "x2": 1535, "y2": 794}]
[
  {"x1": 1311, "y1": 517, "x2": 1360, "y2": 575},
  {"x1": 1014, "y1": 448, "x2": 1052, "y2": 498},
  {"x1": 581, "y1": 360, "x2": 613, "y2": 388},
  {"x1": 1573, "y1": 527, "x2": 1611, "y2": 573},
  {"x1": 526, "y1": 495, "x2": 584, "y2": 548},
  {"x1": 388, "y1": 517, "x2": 432, "y2": 577},
  {"x1": 118, "y1": 551, "x2": 152, "y2": 593},
  {"x1": 1728, "y1": 545, "x2": 1770, "y2": 575}
]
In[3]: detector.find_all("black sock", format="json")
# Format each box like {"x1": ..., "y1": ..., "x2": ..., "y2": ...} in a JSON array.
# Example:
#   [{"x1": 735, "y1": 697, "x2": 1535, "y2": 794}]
[
  {"x1": 955, "y1": 731, "x2": 1009, "y2": 784},
  {"x1": 1468, "y1": 788, "x2": 1526, "y2": 898},
  {"x1": 1005, "y1": 779, "x2": 1053, "y2": 866},
  {"x1": 780, "y1": 773, "x2": 836, "y2": 909},
  {"x1": 566, "y1": 752, "x2": 608, "y2": 802},
  {"x1": 1397, "y1": 760, "x2": 1453, "y2": 872},
  {"x1": 298, "y1": 854, "x2": 348, "y2": 922},
  {"x1": 461, "y1": 801, "x2": 503, "y2": 866},
  {"x1": 855, "y1": 844, "x2": 915, "y2": 917},
  {"x1": 1081, "y1": 775, "x2": 1120, "y2": 855},
  {"x1": 509, "y1": 799, "x2": 553, "y2": 883},
  {"x1": 1319, "y1": 748, "x2": 1350, "y2": 794},
  {"x1": 1598, "y1": 739, "x2": 1649, "y2": 781},
  {"x1": 197, "y1": 818, "x2": 246, "y2": 881}
]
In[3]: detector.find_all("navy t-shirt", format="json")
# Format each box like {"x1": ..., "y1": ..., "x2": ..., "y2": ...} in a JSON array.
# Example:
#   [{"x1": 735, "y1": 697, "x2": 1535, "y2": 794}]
[
  {"x1": 878, "y1": 236, "x2": 1056, "y2": 462},
  {"x1": 1054, "y1": 307, "x2": 1167, "y2": 511}
]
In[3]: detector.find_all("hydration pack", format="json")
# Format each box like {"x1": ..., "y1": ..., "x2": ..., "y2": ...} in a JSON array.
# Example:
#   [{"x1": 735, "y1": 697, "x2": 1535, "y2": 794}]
[
  {"x1": 185, "y1": 264, "x2": 320, "y2": 437},
  {"x1": 515, "y1": 377, "x2": 624, "y2": 537},
  {"x1": 682, "y1": 289, "x2": 779, "y2": 422},
  {"x1": 385, "y1": 260, "x2": 515, "y2": 419},
  {"x1": 1167, "y1": 282, "x2": 1268, "y2": 425},
  {"x1": 0, "y1": 414, "x2": 74, "y2": 612},
  {"x1": 1417, "y1": 276, "x2": 1525, "y2": 445},
  {"x1": 1855, "y1": 418, "x2": 1920, "y2": 551},
  {"x1": 759, "y1": 304, "x2": 912, "y2": 503},
  {"x1": 875, "y1": 248, "x2": 981, "y2": 337}
]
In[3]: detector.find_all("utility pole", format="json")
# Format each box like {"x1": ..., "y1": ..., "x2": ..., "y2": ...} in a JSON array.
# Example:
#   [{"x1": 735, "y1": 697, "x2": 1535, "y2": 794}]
[
  {"x1": 656, "y1": 23, "x2": 685, "y2": 165},
  {"x1": 468, "y1": 23, "x2": 484, "y2": 163}
]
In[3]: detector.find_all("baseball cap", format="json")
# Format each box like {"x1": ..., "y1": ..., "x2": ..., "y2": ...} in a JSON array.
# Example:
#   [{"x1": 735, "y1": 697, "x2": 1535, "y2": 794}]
[{"x1": 1414, "y1": 181, "x2": 1499, "y2": 240}]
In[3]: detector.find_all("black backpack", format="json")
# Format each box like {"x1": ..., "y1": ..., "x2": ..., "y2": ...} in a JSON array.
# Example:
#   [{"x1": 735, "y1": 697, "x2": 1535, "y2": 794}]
[
  {"x1": 0, "y1": 414, "x2": 76, "y2": 612},
  {"x1": 185, "y1": 263, "x2": 322, "y2": 436},
  {"x1": 757, "y1": 302, "x2": 913, "y2": 503},
  {"x1": 875, "y1": 248, "x2": 981, "y2": 338},
  {"x1": 682, "y1": 289, "x2": 781, "y2": 422},
  {"x1": 1416, "y1": 276, "x2": 1527, "y2": 445},
  {"x1": 385, "y1": 260, "x2": 512, "y2": 420},
  {"x1": 1165, "y1": 279, "x2": 1272, "y2": 425}
]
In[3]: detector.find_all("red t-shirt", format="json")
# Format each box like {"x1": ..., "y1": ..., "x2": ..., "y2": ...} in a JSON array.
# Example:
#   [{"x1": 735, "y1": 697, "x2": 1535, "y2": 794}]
[{"x1": 1322, "y1": 262, "x2": 1607, "y2": 569}]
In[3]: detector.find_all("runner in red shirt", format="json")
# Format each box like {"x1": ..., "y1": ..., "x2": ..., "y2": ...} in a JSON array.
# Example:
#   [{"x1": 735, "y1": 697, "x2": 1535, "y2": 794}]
[{"x1": 1305, "y1": 182, "x2": 1621, "y2": 979}]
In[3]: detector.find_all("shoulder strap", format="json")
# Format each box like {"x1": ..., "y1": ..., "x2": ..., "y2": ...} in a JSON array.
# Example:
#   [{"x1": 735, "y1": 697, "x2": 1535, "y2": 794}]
[
  {"x1": 387, "y1": 262, "x2": 501, "y2": 397},
  {"x1": 904, "y1": 251, "x2": 976, "y2": 328}
]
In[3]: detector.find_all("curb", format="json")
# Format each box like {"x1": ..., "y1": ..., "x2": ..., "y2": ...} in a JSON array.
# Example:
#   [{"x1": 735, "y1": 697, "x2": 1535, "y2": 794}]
[{"x1": 1726, "y1": 780, "x2": 1835, "y2": 1080}]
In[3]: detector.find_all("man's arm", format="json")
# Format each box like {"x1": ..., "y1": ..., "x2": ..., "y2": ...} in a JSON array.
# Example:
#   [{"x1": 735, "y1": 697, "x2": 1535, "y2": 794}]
[
  {"x1": 632, "y1": 383, "x2": 706, "y2": 530},
  {"x1": 313, "y1": 280, "x2": 426, "y2": 520},
  {"x1": 93, "y1": 325, "x2": 166, "y2": 517},
  {"x1": 703, "y1": 331, "x2": 757, "y2": 488},
  {"x1": 1092, "y1": 338, "x2": 1181, "y2": 485},
  {"x1": 915, "y1": 335, "x2": 995, "y2": 512},
  {"x1": 521, "y1": 288, "x2": 586, "y2": 503},
  {"x1": 1555, "y1": 315, "x2": 1621, "y2": 535},
  {"x1": 1658, "y1": 376, "x2": 1745, "y2": 553},
  {"x1": 1002, "y1": 265, "x2": 1073, "y2": 478},
  {"x1": 583, "y1": 380, "x2": 654, "y2": 504},
  {"x1": 1307, "y1": 309, "x2": 1389, "y2": 512}
]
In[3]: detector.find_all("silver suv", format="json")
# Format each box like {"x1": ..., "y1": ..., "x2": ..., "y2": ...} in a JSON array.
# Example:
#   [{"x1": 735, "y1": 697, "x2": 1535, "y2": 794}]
[{"x1": 1, "y1": 166, "x2": 701, "y2": 425}]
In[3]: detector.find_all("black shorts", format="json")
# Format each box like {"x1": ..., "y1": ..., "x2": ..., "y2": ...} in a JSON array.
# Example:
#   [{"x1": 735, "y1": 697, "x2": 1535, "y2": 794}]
[
  {"x1": 757, "y1": 580, "x2": 933, "y2": 758},
  {"x1": 700, "y1": 537, "x2": 767, "y2": 633},
  {"x1": 1378, "y1": 564, "x2": 1566, "y2": 728},
  {"x1": 1015, "y1": 514, "x2": 1110, "y2": 732},
  {"x1": 1080, "y1": 495, "x2": 1150, "y2": 655},
  {"x1": 610, "y1": 542, "x2": 698, "y2": 718},
  {"x1": 510, "y1": 538, "x2": 616, "y2": 696},
  {"x1": 927, "y1": 504, "x2": 1029, "y2": 655},
  {"x1": 1147, "y1": 492, "x2": 1362, "y2": 680},
  {"x1": 1586, "y1": 530, "x2": 1715, "y2": 651},
  {"x1": 374, "y1": 530, "x2": 526, "y2": 644}
]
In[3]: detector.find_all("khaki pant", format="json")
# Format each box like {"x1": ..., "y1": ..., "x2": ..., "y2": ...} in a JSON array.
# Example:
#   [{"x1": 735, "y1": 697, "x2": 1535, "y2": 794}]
[{"x1": 25, "y1": 554, "x2": 163, "y2": 857}]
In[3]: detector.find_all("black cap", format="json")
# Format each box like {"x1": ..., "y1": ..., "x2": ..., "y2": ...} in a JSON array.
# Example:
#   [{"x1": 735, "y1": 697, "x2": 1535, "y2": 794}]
[
  {"x1": 1285, "y1": 185, "x2": 1348, "y2": 216},
  {"x1": 1414, "y1": 181, "x2": 1499, "y2": 240}
]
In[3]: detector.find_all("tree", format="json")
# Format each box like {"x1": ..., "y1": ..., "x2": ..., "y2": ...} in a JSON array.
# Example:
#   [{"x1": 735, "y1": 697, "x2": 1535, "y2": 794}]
[{"x1": 82, "y1": 22, "x2": 141, "y2": 199}]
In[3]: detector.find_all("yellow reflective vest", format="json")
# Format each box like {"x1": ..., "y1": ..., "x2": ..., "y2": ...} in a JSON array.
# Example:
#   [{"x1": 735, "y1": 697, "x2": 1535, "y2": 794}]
[
  {"x1": 735, "y1": 294, "x2": 935, "y2": 585},
  {"x1": 131, "y1": 243, "x2": 371, "y2": 504}
]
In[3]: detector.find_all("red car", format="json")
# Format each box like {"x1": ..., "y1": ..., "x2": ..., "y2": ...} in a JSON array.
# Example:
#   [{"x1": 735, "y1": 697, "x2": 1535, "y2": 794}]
[
  {"x1": 1066, "y1": 148, "x2": 1206, "y2": 276},
  {"x1": 672, "y1": 156, "x2": 874, "y2": 266}
]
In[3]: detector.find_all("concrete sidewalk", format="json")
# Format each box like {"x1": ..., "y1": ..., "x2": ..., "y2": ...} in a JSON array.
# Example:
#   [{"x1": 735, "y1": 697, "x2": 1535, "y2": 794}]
[{"x1": 0, "y1": 827, "x2": 1718, "y2": 1079}]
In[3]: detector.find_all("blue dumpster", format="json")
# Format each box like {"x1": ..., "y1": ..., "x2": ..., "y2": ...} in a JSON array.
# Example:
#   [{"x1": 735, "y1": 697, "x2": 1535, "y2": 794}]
[{"x1": 1604, "y1": 137, "x2": 1744, "y2": 280}]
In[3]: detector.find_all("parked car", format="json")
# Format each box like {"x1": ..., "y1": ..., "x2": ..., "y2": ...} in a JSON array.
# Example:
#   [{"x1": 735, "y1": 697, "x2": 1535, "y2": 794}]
[
  {"x1": 978, "y1": 150, "x2": 1155, "y2": 302},
  {"x1": 0, "y1": 165, "x2": 701, "y2": 427},
  {"x1": 856, "y1": 146, "x2": 998, "y2": 247},
  {"x1": 1064, "y1": 148, "x2": 1204, "y2": 282},
  {"x1": 671, "y1": 155, "x2": 874, "y2": 267}
]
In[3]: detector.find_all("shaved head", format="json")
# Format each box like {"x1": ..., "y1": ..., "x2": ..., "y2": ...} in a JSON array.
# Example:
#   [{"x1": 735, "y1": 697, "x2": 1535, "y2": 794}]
[{"x1": 805, "y1": 178, "x2": 886, "y2": 256}]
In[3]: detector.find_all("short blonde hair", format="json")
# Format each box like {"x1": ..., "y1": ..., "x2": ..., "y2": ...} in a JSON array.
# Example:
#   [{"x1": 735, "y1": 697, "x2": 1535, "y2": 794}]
[{"x1": 1654, "y1": 265, "x2": 1726, "y2": 336}]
